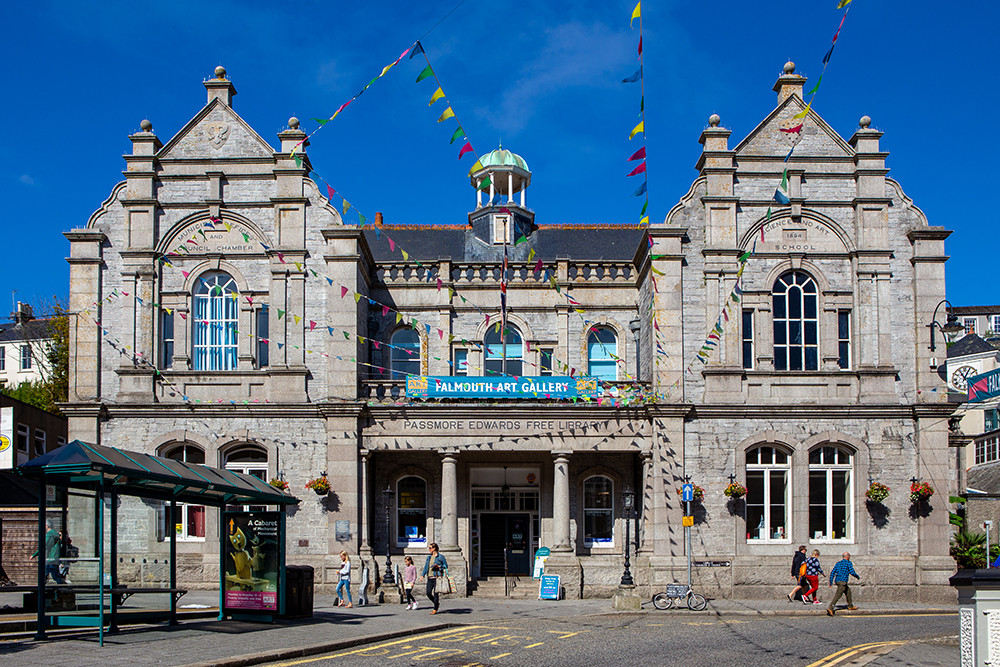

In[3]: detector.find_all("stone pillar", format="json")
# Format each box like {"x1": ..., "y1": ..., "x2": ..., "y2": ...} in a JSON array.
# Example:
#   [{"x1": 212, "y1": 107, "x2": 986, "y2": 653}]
[
  {"x1": 438, "y1": 450, "x2": 467, "y2": 596},
  {"x1": 638, "y1": 451, "x2": 653, "y2": 553},
  {"x1": 544, "y1": 451, "x2": 582, "y2": 598},
  {"x1": 359, "y1": 449, "x2": 372, "y2": 557},
  {"x1": 551, "y1": 453, "x2": 572, "y2": 552}
]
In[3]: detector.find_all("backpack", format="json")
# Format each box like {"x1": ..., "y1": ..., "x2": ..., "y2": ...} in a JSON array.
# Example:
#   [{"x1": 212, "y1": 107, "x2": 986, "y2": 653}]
[{"x1": 799, "y1": 562, "x2": 808, "y2": 577}]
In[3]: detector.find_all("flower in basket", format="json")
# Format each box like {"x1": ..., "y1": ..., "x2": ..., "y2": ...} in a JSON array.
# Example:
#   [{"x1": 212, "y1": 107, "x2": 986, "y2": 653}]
[
  {"x1": 305, "y1": 476, "x2": 331, "y2": 495},
  {"x1": 865, "y1": 481, "x2": 889, "y2": 503},
  {"x1": 909, "y1": 481, "x2": 934, "y2": 503},
  {"x1": 269, "y1": 478, "x2": 289, "y2": 491},
  {"x1": 723, "y1": 482, "x2": 747, "y2": 499},
  {"x1": 676, "y1": 485, "x2": 705, "y2": 501}
]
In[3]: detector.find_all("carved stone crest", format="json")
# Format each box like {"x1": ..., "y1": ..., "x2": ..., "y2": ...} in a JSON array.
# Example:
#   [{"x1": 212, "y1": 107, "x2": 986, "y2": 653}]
[{"x1": 205, "y1": 121, "x2": 231, "y2": 149}]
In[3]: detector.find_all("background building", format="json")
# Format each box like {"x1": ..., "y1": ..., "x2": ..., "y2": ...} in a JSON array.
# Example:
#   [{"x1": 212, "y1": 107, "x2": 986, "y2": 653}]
[
  {"x1": 62, "y1": 62, "x2": 957, "y2": 601},
  {"x1": 0, "y1": 303, "x2": 57, "y2": 389}
]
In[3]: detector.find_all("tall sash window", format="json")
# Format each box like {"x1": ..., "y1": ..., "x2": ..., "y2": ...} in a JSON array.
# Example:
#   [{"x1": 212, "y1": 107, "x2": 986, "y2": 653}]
[{"x1": 192, "y1": 272, "x2": 238, "y2": 371}]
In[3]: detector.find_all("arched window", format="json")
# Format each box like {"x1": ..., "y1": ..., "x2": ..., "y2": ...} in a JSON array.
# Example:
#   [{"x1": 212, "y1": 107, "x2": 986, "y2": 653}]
[
  {"x1": 224, "y1": 444, "x2": 269, "y2": 512},
  {"x1": 583, "y1": 475, "x2": 613, "y2": 545},
  {"x1": 772, "y1": 271, "x2": 818, "y2": 371},
  {"x1": 746, "y1": 446, "x2": 789, "y2": 542},
  {"x1": 587, "y1": 327, "x2": 618, "y2": 381},
  {"x1": 389, "y1": 329, "x2": 421, "y2": 378},
  {"x1": 484, "y1": 325, "x2": 523, "y2": 377},
  {"x1": 192, "y1": 272, "x2": 238, "y2": 371},
  {"x1": 397, "y1": 476, "x2": 427, "y2": 546},
  {"x1": 161, "y1": 444, "x2": 206, "y2": 540},
  {"x1": 808, "y1": 446, "x2": 853, "y2": 541}
]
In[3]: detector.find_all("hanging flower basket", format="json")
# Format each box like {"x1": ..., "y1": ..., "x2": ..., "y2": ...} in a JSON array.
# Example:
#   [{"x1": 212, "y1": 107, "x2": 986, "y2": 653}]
[
  {"x1": 306, "y1": 476, "x2": 331, "y2": 496},
  {"x1": 268, "y1": 479, "x2": 289, "y2": 492},
  {"x1": 865, "y1": 481, "x2": 890, "y2": 503},
  {"x1": 909, "y1": 481, "x2": 934, "y2": 503},
  {"x1": 677, "y1": 485, "x2": 705, "y2": 501},
  {"x1": 723, "y1": 482, "x2": 747, "y2": 499}
]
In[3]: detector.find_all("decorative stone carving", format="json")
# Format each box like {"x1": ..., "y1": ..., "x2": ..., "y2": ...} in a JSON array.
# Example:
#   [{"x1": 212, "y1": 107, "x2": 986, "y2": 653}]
[
  {"x1": 205, "y1": 121, "x2": 231, "y2": 149},
  {"x1": 960, "y1": 607, "x2": 974, "y2": 667}
]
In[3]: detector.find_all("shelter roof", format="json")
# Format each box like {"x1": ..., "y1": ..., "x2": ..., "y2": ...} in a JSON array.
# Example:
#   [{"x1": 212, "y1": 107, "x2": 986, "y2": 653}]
[{"x1": 17, "y1": 440, "x2": 297, "y2": 506}]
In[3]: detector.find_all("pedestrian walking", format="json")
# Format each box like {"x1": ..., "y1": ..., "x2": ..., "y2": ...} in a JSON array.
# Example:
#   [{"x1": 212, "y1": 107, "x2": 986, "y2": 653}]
[
  {"x1": 802, "y1": 549, "x2": 823, "y2": 604},
  {"x1": 420, "y1": 542, "x2": 448, "y2": 615},
  {"x1": 403, "y1": 555, "x2": 418, "y2": 609},
  {"x1": 30, "y1": 521, "x2": 65, "y2": 584},
  {"x1": 826, "y1": 552, "x2": 861, "y2": 615},
  {"x1": 786, "y1": 545, "x2": 807, "y2": 602},
  {"x1": 336, "y1": 550, "x2": 353, "y2": 608}
]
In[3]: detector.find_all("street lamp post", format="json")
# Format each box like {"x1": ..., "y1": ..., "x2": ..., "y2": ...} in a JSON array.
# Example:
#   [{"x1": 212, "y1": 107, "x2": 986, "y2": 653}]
[
  {"x1": 382, "y1": 485, "x2": 395, "y2": 585},
  {"x1": 629, "y1": 318, "x2": 641, "y2": 379},
  {"x1": 620, "y1": 486, "x2": 635, "y2": 587}
]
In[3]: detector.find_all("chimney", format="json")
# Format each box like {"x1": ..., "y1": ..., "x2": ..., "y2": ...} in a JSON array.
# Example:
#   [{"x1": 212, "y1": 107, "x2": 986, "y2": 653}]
[
  {"x1": 375, "y1": 212, "x2": 383, "y2": 227},
  {"x1": 13, "y1": 302, "x2": 33, "y2": 326},
  {"x1": 205, "y1": 65, "x2": 237, "y2": 107},
  {"x1": 773, "y1": 61, "x2": 806, "y2": 105}
]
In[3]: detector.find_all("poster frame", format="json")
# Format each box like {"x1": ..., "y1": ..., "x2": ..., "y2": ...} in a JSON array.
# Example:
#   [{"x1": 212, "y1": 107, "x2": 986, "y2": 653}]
[{"x1": 220, "y1": 510, "x2": 286, "y2": 620}]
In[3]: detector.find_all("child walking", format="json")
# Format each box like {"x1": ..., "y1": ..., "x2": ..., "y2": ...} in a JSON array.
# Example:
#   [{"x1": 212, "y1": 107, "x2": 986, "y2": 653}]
[{"x1": 403, "y1": 556, "x2": 418, "y2": 610}]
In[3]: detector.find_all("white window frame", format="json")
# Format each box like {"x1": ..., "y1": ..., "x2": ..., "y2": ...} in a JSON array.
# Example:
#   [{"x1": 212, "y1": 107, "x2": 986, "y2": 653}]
[
  {"x1": 772, "y1": 271, "x2": 819, "y2": 371},
  {"x1": 16, "y1": 424, "x2": 29, "y2": 453},
  {"x1": 745, "y1": 446, "x2": 790, "y2": 543},
  {"x1": 19, "y1": 344, "x2": 31, "y2": 371},
  {"x1": 977, "y1": 435, "x2": 1000, "y2": 465},
  {"x1": 492, "y1": 213, "x2": 512, "y2": 245},
  {"x1": 224, "y1": 445, "x2": 269, "y2": 512},
  {"x1": 742, "y1": 309, "x2": 754, "y2": 370},
  {"x1": 161, "y1": 444, "x2": 207, "y2": 542},
  {"x1": 33, "y1": 429, "x2": 46, "y2": 456},
  {"x1": 582, "y1": 475, "x2": 614, "y2": 547},
  {"x1": 484, "y1": 325, "x2": 523, "y2": 377},
  {"x1": 991, "y1": 315, "x2": 1000, "y2": 336},
  {"x1": 192, "y1": 272, "x2": 238, "y2": 371},
  {"x1": 160, "y1": 309, "x2": 174, "y2": 369},
  {"x1": 587, "y1": 327, "x2": 618, "y2": 382},
  {"x1": 964, "y1": 317, "x2": 978, "y2": 335},
  {"x1": 453, "y1": 349, "x2": 468, "y2": 376},
  {"x1": 390, "y1": 328, "x2": 421, "y2": 379},
  {"x1": 808, "y1": 446, "x2": 854, "y2": 543},
  {"x1": 837, "y1": 310, "x2": 852, "y2": 370},
  {"x1": 539, "y1": 348, "x2": 554, "y2": 376},
  {"x1": 0, "y1": 345, "x2": 5, "y2": 371},
  {"x1": 396, "y1": 476, "x2": 428, "y2": 547}
]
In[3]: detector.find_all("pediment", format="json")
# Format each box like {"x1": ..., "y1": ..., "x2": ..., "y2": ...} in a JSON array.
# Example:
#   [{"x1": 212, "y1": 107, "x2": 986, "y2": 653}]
[
  {"x1": 735, "y1": 95, "x2": 854, "y2": 159},
  {"x1": 158, "y1": 98, "x2": 274, "y2": 160}
]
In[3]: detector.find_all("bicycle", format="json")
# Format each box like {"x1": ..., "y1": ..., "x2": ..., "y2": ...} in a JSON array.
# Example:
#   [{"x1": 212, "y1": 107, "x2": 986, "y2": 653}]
[{"x1": 652, "y1": 583, "x2": 707, "y2": 611}]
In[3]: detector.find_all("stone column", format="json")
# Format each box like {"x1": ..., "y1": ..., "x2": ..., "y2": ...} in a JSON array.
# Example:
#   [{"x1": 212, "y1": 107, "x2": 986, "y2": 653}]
[
  {"x1": 440, "y1": 452, "x2": 459, "y2": 549},
  {"x1": 638, "y1": 451, "x2": 653, "y2": 553},
  {"x1": 552, "y1": 453, "x2": 572, "y2": 552},
  {"x1": 359, "y1": 449, "x2": 372, "y2": 557}
]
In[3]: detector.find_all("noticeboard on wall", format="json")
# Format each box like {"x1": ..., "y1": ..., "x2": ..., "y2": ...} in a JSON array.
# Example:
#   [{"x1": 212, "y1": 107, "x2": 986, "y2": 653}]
[{"x1": 222, "y1": 511, "x2": 283, "y2": 615}]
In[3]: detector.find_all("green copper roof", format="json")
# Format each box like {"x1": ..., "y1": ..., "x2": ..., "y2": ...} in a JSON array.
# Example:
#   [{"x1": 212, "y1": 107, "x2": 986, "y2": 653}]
[{"x1": 477, "y1": 147, "x2": 529, "y2": 172}]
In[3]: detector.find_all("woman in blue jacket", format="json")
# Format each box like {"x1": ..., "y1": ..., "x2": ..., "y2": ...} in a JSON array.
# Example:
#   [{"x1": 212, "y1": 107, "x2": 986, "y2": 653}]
[{"x1": 421, "y1": 542, "x2": 448, "y2": 615}]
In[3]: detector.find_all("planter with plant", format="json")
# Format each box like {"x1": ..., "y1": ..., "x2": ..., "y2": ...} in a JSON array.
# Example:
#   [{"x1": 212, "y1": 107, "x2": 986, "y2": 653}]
[
  {"x1": 269, "y1": 478, "x2": 289, "y2": 491},
  {"x1": 865, "y1": 481, "x2": 890, "y2": 503},
  {"x1": 677, "y1": 485, "x2": 705, "y2": 501},
  {"x1": 909, "y1": 481, "x2": 934, "y2": 503},
  {"x1": 306, "y1": 475, "x2": 331, "y2": 496},
  {"x1": 723, "y1": 482, "x2": 747, "y2": 499}
]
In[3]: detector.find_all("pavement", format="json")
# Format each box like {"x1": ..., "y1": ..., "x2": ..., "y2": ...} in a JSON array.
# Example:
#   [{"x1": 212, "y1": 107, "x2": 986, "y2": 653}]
[{"x1": 0, "y1": 589, "x2": 957, "y2": 667}]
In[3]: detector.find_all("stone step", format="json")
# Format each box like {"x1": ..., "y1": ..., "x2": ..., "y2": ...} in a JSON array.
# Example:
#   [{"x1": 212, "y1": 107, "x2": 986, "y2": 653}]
[{"x1": 469, "y1": 578, "x2": 540, "y2": 598}]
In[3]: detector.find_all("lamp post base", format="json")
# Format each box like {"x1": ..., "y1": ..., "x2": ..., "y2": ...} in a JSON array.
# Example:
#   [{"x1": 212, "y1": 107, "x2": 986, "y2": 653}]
[{"x1": 612, "y1": 584, "x2": 642, "y2": 610}]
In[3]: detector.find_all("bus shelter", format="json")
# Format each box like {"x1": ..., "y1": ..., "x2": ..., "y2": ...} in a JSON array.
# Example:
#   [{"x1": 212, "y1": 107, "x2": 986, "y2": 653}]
[{"x1": 16, "y1": 440, "x2": 298, "y2": 645}]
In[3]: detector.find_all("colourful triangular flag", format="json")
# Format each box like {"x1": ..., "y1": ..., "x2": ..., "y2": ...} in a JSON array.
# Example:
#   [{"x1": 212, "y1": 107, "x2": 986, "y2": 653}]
[
  {"x1": 437, "y1": 107, "x2": 455, "y2": 123},
  {"x1": 774, "y1": 169, "x2": 790, "y2": 205},
  {"x1": 416, "y1": 65, "x2": 434, "y2": 83},
  {"x1": 629, "y1": 121, "x2": 644, "y2": 140},
  {"x1": 429, "y1": 87, "x2": 445, "y2": 105},
  {"x1": 631, "y1": 1, "x2": 641, "y2": 26}
]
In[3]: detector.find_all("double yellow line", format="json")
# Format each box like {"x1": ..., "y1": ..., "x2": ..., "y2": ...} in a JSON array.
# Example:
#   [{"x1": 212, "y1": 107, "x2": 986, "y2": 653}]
[{"x1": 806, "y1": 640, "x2": 906, "y2": 667}]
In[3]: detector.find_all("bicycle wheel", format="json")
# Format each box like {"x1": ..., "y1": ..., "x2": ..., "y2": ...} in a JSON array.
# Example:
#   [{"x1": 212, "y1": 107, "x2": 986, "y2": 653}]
[
  {"x1": 652, "y1": 593, "x2": 675, "y2": 610},
  {"x1": 687, "y1": 592, "x2": 707, "y2": 611}
]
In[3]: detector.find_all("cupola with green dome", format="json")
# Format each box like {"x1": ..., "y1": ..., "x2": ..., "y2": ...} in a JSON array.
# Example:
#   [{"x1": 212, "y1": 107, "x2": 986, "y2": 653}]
[{"x1": 470, "y1": 143, "x2": 531, "y2": 211}]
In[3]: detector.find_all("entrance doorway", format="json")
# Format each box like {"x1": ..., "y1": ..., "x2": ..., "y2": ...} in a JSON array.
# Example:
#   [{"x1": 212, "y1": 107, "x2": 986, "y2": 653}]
[{"x1": 479, "y1": 513, "x2": 531, "y2": 576}]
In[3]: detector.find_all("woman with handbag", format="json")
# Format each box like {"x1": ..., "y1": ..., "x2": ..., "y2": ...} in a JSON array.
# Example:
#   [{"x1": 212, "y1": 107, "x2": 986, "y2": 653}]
[
  {"x1": 336, "y1": 551, "x2": 353, "y2": 608},
  {"x1": 421, "y1": 542, "x2": 448, "y2": 615},
  {"x1": 403, "y1": 556, "x2": 418, "y2": 610}
]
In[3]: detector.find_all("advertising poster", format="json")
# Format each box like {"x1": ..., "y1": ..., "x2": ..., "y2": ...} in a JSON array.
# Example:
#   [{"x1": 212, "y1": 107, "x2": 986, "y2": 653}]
[
  {"x1": 0, "y1": 406, "x2": 13, "y2": 469},
  {"x1": 222, "y1": 512, "x2": 281, "y2": 613}
]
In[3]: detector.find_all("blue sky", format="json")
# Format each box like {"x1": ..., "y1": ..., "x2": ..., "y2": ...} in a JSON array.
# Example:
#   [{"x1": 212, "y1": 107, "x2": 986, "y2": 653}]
[{"x1": 2, "y1": 0, "x2": 995, "y2": 314}]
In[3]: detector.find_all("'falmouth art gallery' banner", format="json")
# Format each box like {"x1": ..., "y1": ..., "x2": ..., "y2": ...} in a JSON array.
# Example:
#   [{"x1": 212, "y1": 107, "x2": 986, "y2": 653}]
[{"x1": 407, "y1": 376, "x2": 599, "y2": 399}]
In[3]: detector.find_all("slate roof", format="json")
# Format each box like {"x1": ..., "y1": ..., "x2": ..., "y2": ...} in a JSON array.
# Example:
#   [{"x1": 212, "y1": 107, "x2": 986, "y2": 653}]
[
  {"x1": 0, "y1": 319, "x2": 54, "y2": 344},
  {"x1": 948, "y1": 334, "x2": 999, "y2": 359},
  {"x1": 968, "y1": 456, "x2": 1000, "y2": 495},
  {"x1": 363, "y1": 224, "x2": 647, "y2": 263},
  {"x1": 951, "y1": 305, "x2": 1000, "y2": 316}
]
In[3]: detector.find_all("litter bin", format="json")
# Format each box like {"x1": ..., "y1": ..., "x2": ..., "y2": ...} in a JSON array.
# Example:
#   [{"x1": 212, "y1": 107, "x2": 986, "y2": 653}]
[{"x1": 284, "y1": 565, "x2": 314, "y2": 618}]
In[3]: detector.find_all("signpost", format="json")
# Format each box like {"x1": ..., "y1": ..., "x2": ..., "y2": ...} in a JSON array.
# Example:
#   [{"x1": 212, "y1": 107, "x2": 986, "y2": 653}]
[
  {"x1": 533, "y1": 546, "x2": 551, "y2": 579},
  {"x1": 539, "y1": 574, "x2": 561, "y2": 600},
  {"x1": 222, "y1": 511, "x2": 284, "y2": 620},
  {"x1": 682, "y1": 482, "x2": 693, "y2": 589}
]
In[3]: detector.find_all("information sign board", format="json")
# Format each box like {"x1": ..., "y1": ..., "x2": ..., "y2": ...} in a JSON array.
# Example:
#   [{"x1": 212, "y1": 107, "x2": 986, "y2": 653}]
[
  {"x1": 222, "y1": 511, "x2": 282, "y2": 615},
  {"x1": 533, "y1": 547, "x2": 551, "y2": 579},
  {"x1": 682, "y1": 515, "x2": 694, "y2": 527},
  {"x1": 539, "y1": 574, "x2": 561, "y2": 600}
]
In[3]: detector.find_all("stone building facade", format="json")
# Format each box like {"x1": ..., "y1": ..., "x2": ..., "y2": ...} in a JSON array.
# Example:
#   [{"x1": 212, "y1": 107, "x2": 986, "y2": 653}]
[{"x1": 61, "y1": 62, "x2": 957, "y2": 601}]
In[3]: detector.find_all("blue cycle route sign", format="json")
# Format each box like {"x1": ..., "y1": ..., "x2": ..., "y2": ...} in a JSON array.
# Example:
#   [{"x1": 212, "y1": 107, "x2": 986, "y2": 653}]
[{"x1": 682, "y1": 483, "x2": 694, "y2": 503}]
